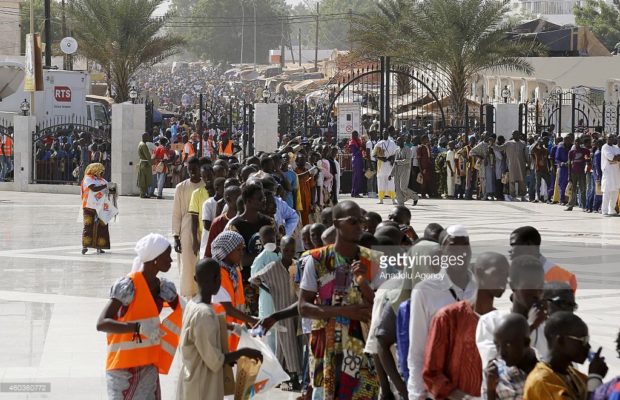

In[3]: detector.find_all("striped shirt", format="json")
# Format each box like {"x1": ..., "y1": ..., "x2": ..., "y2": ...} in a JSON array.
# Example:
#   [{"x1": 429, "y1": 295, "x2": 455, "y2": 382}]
[{"x1": 249, "y1": 260, "x2": 302, "y2": 373}]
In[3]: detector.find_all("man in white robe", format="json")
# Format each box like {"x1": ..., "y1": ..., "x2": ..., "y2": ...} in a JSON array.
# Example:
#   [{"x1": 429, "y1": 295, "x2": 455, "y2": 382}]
[
  {"x1": 172, "y1": 157, "x2": 204, "y2": 297},
  {"x1": 601, "y1": 135, "x2": 620, "y2": 216},
  {"x1": 373, "y1": 131, "x2": 398, "y2": 204}
]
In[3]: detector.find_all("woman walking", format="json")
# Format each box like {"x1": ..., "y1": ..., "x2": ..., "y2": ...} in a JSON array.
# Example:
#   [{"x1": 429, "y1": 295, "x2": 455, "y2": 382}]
[
  {"x1": 97, "y1": 233, "x2": 182, "y2": 400},
  {"x1": 349, "y1": 131, "x2": 364, "y2": 198},
  {"x1": 81, "y1": 162, "x2": 110, "y2": 255}
]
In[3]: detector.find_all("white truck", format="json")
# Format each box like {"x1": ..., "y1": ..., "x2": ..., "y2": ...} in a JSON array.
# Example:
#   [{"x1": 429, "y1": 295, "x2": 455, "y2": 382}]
[{"x1": 0, "y1": 61, "x2": 110, "y2": 126}]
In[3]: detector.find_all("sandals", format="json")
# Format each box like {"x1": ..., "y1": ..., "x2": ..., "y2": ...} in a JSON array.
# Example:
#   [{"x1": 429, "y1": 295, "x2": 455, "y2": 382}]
[{"x1": 81, "y1": 248, "x2": 87, "y2": 255}]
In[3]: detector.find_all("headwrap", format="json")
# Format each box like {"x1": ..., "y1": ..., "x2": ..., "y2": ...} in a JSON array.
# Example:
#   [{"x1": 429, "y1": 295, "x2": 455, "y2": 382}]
[
  {"x1": 211, "y1": 231, "x2": 245, "y2": 263},
  {"x1": 211, "y1": 231, "x2": 245, "y2": 292},
  {"x1": 131, "y1": 233, "x2": 171, "y2": 272},
  {"x1": 445, "y1": 225, "x2": 468, "y2": 238}
]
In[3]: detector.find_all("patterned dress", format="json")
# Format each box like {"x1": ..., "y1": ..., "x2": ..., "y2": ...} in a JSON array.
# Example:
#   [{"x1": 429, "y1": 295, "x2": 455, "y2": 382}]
[{"x1": 307, "y1": 245, "x2": 379, "y2": 400}]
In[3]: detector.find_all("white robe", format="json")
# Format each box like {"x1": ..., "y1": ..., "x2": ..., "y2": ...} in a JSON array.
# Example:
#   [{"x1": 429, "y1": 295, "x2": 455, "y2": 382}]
[
  {"x1": 374, "y1": 138, "x2": 398, "y2": 195},
  {"x1": 601, "y1": 144, "x2": 620, "y2": 192},
  {"x1": 172, "y1": 179, "x2": 204, "y2": 297}
]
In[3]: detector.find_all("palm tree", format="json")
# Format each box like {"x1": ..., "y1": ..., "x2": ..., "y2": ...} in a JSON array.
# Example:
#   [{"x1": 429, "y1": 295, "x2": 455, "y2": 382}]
[
  {"x1": 353, "y1": 0, "x2": 541, "y2": 124},
  {"x1": 68, "y1": 0, "x2": 184, "y2": 103}
]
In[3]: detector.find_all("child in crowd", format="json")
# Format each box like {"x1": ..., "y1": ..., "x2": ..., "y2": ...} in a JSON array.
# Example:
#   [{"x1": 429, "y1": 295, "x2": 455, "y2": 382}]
[
  {"x1": 177, "y1": 258, "x2": 262, "y2": 400},
  {"x1": 485, "y1": 313, "x2": 537, "y2": 400}
]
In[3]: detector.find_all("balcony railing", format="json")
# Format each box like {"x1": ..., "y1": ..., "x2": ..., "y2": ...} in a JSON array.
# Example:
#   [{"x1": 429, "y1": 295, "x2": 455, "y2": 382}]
[{"x1": 515, "y1": 0, "x2": 579, "y2": 14}]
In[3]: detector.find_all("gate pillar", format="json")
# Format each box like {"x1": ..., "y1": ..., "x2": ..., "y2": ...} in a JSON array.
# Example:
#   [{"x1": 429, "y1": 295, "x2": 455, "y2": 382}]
[
  {"x1": 13, "y1": 116, "x2": 36, "y2": 191},
  {"x1": 111, "y1": 103, "x2": 145, "y2": 196}
]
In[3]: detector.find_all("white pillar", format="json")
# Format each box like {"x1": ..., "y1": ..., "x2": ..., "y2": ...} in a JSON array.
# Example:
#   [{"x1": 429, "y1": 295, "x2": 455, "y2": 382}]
[
  {"x1": 111, "y1": 103, "x2": 145, "y2": 196},
  {"x1": 12, "y1": 115, "x2": 36, "y2": 191}
]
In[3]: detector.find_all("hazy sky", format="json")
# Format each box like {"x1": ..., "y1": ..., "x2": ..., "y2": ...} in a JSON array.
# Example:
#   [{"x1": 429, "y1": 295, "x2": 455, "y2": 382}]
[{"x1": 156, "y1": 0, "x2": 306, "y2": 15}]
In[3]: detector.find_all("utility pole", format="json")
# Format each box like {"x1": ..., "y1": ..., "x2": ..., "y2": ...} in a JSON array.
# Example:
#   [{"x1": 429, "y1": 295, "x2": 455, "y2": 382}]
[
  {"x1": 280, "y1": 16, "x2": 285, "y2": 69},
  {"x1": 29, "y1": 0, "x2": 35, "y2": 114},
  {"x1": 314, "y1": 3, "x2": 319, "y2": 72},
  {"x1": 298, "y1": 28, "x2": 302, "y2": 66},
  {"x1": 240, "y1": 0, "x2": 245, "y2": 65},
  {"x1": 253, "y1": 0, "x2": 257, "y2": 68},
  {"x1": 349, "y1": 8, "x2": 353, "y2": 76},
  {"x1": 44, "y1": 0, "x2": 51, "y2": 68},
  {"x1": 61, "y1": 0, "x2": 67, "y2": 70}
]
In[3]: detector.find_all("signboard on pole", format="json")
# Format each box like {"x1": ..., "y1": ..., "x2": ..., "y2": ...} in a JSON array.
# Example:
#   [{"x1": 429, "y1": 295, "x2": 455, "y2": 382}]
[
  {"x1": 24, "y1": 34, "x2": 35, "y2": 92},
  {"x1": 337, "y1": 103, "x2": 361, "y2": 141},
  {"x1": 253, "y1": 103, "x2": 279, "y2": 153}
]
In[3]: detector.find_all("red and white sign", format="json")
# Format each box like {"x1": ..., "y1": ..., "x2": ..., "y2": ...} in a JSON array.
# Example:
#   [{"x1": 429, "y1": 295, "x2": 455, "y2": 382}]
[{"x1": 54, "y1": 86, "x2": 72, "y2": 102}]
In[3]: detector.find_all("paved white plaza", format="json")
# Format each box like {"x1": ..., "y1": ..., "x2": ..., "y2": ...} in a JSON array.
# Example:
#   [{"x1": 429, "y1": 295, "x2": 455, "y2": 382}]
[{"x1": 1, "y1": 190, "x2": 620, "y2": 399}]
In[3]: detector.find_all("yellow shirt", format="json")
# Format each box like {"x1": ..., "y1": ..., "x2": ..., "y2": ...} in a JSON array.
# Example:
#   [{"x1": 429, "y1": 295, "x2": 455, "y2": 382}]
[
  {"x1": 188, "y1": 187, "x2": 210, "y2": 237},
  {"x1": 524, "y1": 362, "x2": 586, "y2": 400}
]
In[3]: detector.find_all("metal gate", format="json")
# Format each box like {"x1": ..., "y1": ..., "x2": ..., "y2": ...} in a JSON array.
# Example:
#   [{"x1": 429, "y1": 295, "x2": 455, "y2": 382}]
[
  {"x1": 0, "y1": 119, "x2": 14, "y2": 182},
  {"x1": 318, "y1": 56, "x2": 466, "y2": 139},
  {"x1": 32, "y1": 116, "x2": 110, "y2": 184},
  {"x1": 536, "y1": 88, "x2": 619, "y2": 135}
]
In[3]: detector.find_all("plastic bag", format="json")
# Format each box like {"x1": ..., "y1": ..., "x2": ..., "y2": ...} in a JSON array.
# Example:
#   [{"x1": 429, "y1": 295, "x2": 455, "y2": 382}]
[
  {"x1": 236, "y1": 328, "x2": 290, "y2": 396},
  {"x1": 540, "y1": 178, "x2": 547, "y2": 200}
]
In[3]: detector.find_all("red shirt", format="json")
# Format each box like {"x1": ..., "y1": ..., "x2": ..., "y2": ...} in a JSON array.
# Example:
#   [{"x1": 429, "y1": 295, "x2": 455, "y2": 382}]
[
  {"x1": 423, "y1": 301, "x2": 482, "y2": 399},
  {"x1": 204, "y1": 213, "x2": 229, "y2": 258}
]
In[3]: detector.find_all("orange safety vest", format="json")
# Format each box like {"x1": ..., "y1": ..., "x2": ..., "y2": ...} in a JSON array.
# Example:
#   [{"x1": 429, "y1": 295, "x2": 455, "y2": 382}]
[
  {"x1": 213, "y1": 266, "x2": 245, "y2": 351},
  {"x1": 106, "y1": 272, "x2": 182, "y2": 374},
  {"x1": 218, "y1": 140, "x2": 233, "y2": 156},
  {"x1": 545, "y1": 265, "x2": 578, "y2": 294},
  {"x1": 0, "y1": 136, "x2": 12, "y2": 157}
]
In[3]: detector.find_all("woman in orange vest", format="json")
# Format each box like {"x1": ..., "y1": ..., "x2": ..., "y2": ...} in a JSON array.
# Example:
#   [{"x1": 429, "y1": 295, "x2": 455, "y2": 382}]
[
  {"x1": 97, "y1": 233, "x2": 182, "y2": 400},
  {"x1": 210, "y1": 230, "x2": 258, "y2": 350}
]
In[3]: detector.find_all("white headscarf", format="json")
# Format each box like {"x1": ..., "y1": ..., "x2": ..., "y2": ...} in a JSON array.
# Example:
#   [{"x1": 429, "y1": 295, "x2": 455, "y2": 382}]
[
  {"x1": 446, "y1": 225, "x2": 468, "y2": 238},
  {"x1": 131, "y1": 233, "x2": 171, "y2": 272}
]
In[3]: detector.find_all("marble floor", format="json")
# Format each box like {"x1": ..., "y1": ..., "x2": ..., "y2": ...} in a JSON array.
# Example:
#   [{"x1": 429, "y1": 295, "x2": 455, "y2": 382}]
[{"x1": 1, "y1": 190, "x2": 620, "y2": 399}]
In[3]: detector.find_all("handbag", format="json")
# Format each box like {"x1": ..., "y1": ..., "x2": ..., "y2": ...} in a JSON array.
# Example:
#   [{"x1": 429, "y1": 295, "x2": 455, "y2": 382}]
[
  {"x1": 501, "y1": 172, "x2": 509, "y2": 184},
  {"x1": 416, "y1": 172, "x2": 423, "y2": 185},
  {"x1": 155, "y1": 161, "x2": 165, "y2": 173},
  {"x1": 596, "y1": 180, "x2": 602, "y2": 196},
  {"x1": 364, "y1": 169, "x2": 376, "y2": 179},
  {"x1": 218, "y1": 315, "x2": 236, "y2": 395},
  {"x1": 565, "y1": 181, "x2": 573, "y2": 199}
]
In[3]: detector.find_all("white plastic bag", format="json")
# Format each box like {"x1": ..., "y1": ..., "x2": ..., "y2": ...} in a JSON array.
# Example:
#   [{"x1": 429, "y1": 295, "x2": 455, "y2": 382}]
[
  {"x1": 236, "y1": 328, "x2": 290, "y2": 396},
  {"x1": 540, "y1": 178, "x2": 548, "y2": 201}
]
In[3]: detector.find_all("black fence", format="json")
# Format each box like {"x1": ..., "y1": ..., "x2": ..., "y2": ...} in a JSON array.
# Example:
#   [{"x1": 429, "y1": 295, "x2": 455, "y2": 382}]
[{"x1": 32, "y1": 116, "x2": 110, "y2": 185}]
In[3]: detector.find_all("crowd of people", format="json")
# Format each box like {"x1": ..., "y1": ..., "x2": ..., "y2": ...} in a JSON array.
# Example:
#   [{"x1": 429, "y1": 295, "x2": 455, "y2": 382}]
[
  {"x1": 91, "y1": 122, "x2": 620, "y2": 400},
  {"x1": 349, "y1": 126, "x2": 620, "y2": 215}
]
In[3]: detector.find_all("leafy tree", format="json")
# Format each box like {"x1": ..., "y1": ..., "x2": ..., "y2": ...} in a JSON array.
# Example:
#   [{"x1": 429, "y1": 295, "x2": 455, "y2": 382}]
[
  {"x1": 353, "y1": 0, "x2": 539, "y2": 123},
  {"x1": 67, "y1": 0, "x2": 184, "y2": 103},
  {"x1": 574, "y1": 0, "x2": 620, "y2": 51}
]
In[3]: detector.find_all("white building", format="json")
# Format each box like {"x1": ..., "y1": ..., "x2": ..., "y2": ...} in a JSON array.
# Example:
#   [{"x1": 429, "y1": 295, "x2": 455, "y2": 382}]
[
  {"x1": 509, "y1": 0, "x2": 613, "y2": 25},
  {"x1": 0, "y1": 0, "x2": 21, "y2": 56}
]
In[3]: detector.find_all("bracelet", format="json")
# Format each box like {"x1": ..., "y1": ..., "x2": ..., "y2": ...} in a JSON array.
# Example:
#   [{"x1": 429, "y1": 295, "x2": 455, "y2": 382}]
[{"x1": 587, "y1": 375, "x2": 603, "y2": 392}]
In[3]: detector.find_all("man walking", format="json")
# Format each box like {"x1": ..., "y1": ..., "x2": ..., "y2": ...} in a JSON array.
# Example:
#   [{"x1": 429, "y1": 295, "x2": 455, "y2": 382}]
[
  {"x1": 565, "y1": 137, "x2": 589, "y2": 211},
  {"x1": 137, "y1": 133, "x2": 153, "y2": 198},
  {"x1": 391, "y1": 136, "x2": 418, "y2": 206},
  {"x1": 601, "y1": 135, "x2": 620, "y2": 216},
  {"x1": 499, "y1": 131, "x2": 529, "y2": 201},
  {"x1": 373, "y1": 130, "x2": 398, "y2": 204}
]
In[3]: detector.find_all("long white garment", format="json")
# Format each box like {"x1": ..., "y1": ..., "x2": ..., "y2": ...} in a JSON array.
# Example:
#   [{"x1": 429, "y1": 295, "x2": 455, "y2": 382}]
[
  {"x1": 172, "y1": 179, "x2": 204, "y2": 297},
  {"x1": 601, "y1": 144, "x2": 620, "y2": 192},
  {"x1": 406, "y1": 272, "x2": 477, "y2": 400},
  {"x1": 446, "y1": 149, "x2": 456, "y2": 196},
  {"x1": 374, "y1": 139, "x2": 398, "y2": 197}
]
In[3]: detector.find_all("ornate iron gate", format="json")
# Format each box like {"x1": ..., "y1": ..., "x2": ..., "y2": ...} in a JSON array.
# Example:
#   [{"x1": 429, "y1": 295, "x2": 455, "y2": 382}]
[
  {"x1": 321, "y1": 57, "x2": 455, "y2": 138},
  {"x1": 536, "y1": 88, "x2": 618, "y2": 135},
  {"x1": 32, "y1": 116, "x2": 110, "y2": 184}
]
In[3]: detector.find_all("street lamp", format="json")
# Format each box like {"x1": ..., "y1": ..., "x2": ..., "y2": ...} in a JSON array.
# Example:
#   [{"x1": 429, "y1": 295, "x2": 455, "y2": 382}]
[
  {"x1": 501, "y1": 85, "x2": 511, "y2": 104},
  {"x1": 20, "y1": 99, "x2": 30, "y2": 116},
  {"x1": 129, "y1": 87, "x2": 138, "y2": 104},
  {"x1": 263, "y1": 87, "x2": 271, "y2": 103}
]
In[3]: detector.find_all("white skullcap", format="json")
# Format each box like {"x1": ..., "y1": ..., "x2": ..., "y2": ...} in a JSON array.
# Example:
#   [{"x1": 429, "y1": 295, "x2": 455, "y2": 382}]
[
  {"x1": 131, "y1": 233, "x2": 171, "y2": 272},
  {"x1": 446, "y1": 225, "x2": 468, "y2": 238}
]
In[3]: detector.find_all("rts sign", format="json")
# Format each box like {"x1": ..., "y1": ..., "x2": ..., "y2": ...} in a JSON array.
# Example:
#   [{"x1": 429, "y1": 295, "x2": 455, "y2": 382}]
[{"x1": 54, "y1": 86, "x2": 72, "y2": 102}]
